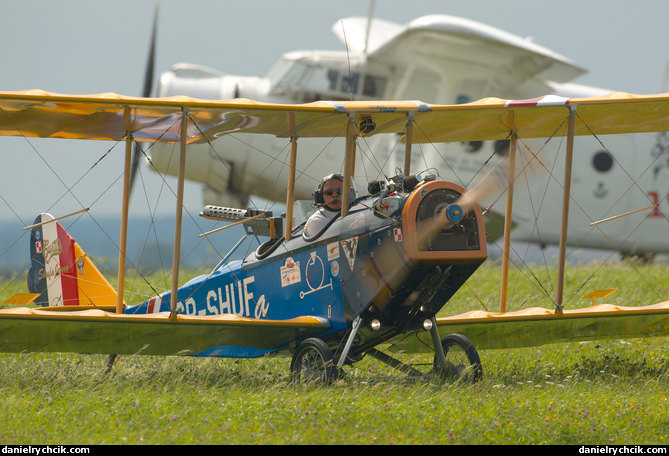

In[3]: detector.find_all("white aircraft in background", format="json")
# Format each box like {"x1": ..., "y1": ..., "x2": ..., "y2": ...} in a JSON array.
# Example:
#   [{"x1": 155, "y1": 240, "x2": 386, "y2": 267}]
[{"x1": 140, "y1": 9, "x2": 669, "y2": 258}]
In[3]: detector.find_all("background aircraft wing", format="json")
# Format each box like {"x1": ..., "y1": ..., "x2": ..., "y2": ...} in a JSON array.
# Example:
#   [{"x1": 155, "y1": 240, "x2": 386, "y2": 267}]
[{"x1": 335, "y1": 15, "x2": 586, "y2": 98}]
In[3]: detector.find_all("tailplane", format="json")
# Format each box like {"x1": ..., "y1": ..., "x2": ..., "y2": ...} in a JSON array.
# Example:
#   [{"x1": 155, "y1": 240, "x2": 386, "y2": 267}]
[{"x1": 25, "y1": 213, "x2": 119, "y2": 308}]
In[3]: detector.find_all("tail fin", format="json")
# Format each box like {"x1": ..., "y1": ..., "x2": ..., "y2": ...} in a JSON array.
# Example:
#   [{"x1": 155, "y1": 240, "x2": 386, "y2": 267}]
[{"x1": 26, "y1": 213, "x2": 119, "y2": 308}]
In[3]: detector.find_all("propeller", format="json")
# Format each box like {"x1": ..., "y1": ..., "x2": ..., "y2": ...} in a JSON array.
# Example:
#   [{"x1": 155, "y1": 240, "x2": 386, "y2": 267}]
[
  {"x1": 416, "y1": 164, "x2": 509, "y2": 249},
  {"x1": 129, "y1": 0, "x2": 160, "y2": 195}
]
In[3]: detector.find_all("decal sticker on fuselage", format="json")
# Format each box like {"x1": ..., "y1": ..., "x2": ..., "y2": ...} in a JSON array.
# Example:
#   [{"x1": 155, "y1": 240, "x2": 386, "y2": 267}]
[
  {"x1": 327, "y1": 241, "x2": 339, "y2": 261},
  {"x1": 340, "y1": 236, "x2": 358, "y2": 271},
  {"x1": 330, "y1": 260, "x2": 339, "y2": 277},
  {"x1": 300, "y1": 251, "x2": 333, "y2": 299},
  {"x1": 280, "y1": 257, "x2": 301, "y2": 287}
]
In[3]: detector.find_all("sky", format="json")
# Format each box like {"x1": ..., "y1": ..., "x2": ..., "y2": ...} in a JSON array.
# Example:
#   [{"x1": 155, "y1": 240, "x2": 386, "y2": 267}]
[{"x1": 2, "y1": 0, "x2": 669, "y2": 225}]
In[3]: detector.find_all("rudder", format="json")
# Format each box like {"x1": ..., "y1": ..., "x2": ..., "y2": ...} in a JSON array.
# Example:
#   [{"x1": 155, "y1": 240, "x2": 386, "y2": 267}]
[{"x1": 26, "y1": 213, "x2": 120, "y2": 308}]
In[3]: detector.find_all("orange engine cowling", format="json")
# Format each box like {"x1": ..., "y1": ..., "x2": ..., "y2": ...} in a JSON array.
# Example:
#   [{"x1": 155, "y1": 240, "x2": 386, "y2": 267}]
[{"x1": 401, "y1": 180, "x2": 487, "y2": 264}]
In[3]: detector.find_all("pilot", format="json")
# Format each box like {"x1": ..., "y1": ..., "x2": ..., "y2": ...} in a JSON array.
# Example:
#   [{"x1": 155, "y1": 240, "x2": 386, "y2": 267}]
[{"x1": 303, "y1": 173, "x2": 346, "y2": 238}]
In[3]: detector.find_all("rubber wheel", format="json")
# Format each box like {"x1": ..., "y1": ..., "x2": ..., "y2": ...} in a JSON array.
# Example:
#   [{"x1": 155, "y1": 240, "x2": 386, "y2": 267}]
[
  {"x1": 290, "y1": 338, "x2": 339, "y2": 385},
  {"x1": 433, "y1": 333, "x2": 483, "y2": 382}
]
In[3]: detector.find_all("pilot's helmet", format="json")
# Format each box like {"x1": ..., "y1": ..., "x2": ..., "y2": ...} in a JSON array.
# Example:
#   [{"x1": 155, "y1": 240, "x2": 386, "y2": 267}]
[{"x1": 313, "y1": 173, "x2": 355, "y2": 205}]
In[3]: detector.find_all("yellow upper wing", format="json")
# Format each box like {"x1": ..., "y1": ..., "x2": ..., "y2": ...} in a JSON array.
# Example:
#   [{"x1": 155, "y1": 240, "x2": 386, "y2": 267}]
[{"x1": 0, "y1": 90, "x2": 668, "y2": 145}]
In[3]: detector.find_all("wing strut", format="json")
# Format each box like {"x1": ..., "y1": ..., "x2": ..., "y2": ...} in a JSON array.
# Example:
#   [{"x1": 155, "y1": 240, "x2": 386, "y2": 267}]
[
  {"x1": 285, "y1": 136, "x2": 298, "y2": 240},
  {"x1": 342, "y1": 114, "x2": 357, "y2": 217},
  {"x1": 285, "y1": 112, "x2": 297, "y2": 240},
  {"x1": 499, "y1": 131, "x2": 517, "y2": 313},
  {"x1": 169, "y1": 108, "x2": 189, "y2": 316},
  {"x1": 555, "y1": 107, "x2": 577, "y2": 312},
  {"x1": 403, "y1": 113, "x2": 414, "y2": 175},
  {"x1": 117, "y1": 107, "x2": 133, "y2": 314}
]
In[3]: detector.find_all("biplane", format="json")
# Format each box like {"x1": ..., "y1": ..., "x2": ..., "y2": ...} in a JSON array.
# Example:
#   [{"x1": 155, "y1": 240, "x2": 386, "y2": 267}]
[{"x1": 0, "y1": 89, "x2": 668, "y2": 384}]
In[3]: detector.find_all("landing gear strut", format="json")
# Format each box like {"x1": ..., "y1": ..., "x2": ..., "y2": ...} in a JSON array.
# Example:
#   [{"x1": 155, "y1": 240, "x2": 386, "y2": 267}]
[{"x1": 289, "y1": 331, "x2": 482, "y2": 385}]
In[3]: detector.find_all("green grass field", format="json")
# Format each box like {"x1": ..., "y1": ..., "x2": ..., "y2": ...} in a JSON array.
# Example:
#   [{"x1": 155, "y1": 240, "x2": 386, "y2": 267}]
[{"x1": 0, "y1": 261, "x2": 667, "y2": 445}]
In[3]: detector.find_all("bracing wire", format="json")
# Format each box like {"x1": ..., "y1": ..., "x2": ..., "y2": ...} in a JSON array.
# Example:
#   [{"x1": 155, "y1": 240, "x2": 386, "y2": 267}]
[{"x1": 491, "y1": 114, "x2": 669, "y2": 311}]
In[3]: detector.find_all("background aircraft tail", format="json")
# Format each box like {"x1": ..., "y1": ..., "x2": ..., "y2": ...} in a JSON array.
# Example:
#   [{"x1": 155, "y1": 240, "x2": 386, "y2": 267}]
[{"x1": 26, "y1": 213, "x2": 120, "y2": 308}]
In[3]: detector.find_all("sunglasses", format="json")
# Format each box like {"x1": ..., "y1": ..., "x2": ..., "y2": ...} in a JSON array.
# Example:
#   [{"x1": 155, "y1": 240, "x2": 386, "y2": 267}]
[{"x1": 323, "y1": 188, "x2": 342, "y2": 196}]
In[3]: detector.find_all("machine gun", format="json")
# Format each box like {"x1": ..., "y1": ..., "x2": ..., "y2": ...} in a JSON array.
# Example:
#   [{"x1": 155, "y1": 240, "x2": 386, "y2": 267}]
[{"x1": 199, "y1": 206, "x2": 283, "y2": 240}]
